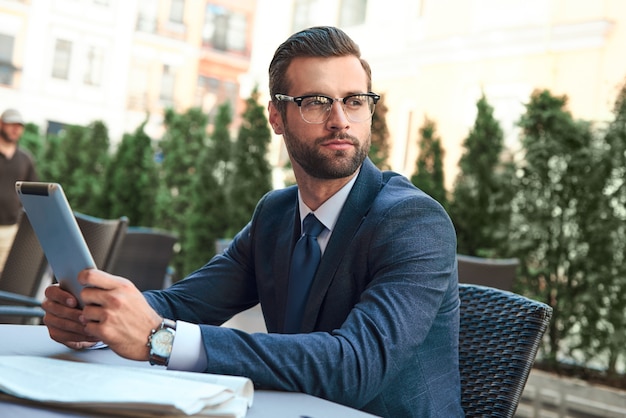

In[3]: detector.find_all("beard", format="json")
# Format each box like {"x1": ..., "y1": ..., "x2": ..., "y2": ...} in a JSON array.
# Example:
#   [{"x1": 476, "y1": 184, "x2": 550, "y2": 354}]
[
  {"x1": 283, "y1": 125, "x2": 370, "y2": 180},
  {"x1": 0, "y1": 127, "x2": 19, "y2": 144}
]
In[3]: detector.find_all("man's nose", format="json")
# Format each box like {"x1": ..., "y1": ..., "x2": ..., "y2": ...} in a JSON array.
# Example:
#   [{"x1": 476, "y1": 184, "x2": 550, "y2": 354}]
[{"x1": 326, "y1": 100, "x2": 350, "y2": 129}]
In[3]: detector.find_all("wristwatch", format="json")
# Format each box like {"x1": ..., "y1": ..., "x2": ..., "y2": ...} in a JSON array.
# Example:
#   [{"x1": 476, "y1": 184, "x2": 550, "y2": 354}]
[{"x1": 147, "y1": 318, "x2": 176, "y2": 366}]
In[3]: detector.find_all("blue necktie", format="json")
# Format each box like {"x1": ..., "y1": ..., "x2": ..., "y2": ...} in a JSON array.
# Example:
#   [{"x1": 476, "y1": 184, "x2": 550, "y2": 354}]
[{"x1": 284, "y1": 213, "x2": 325, "y2": 333}]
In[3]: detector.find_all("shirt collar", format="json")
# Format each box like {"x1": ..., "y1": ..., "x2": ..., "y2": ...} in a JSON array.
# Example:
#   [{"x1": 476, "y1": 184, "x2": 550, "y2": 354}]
[{"x1": 297, "y1": 169, "x2": 360, "y2": 233}]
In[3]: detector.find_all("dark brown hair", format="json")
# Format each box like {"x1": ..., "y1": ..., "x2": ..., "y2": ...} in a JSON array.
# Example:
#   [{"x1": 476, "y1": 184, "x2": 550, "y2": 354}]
[{"x1": 269, "y1": 26, "x2": 372, "y2": 115}]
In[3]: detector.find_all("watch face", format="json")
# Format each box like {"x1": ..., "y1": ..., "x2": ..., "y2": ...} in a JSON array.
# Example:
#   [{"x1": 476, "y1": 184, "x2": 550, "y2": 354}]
[{"x1": 152, "y1": 329, "x2": 175, "y2": 357}]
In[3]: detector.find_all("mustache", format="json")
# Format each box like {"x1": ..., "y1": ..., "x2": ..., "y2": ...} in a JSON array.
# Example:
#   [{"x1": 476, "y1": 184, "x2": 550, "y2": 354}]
[{"x1": 316, "y1": 133, "x2": 359, "y2": 145}]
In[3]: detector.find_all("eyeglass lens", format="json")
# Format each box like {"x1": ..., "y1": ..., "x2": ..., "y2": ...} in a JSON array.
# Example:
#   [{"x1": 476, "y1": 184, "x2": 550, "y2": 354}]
[{"x1": 299, "y1": 95, "x2": 376, "y2": 124}]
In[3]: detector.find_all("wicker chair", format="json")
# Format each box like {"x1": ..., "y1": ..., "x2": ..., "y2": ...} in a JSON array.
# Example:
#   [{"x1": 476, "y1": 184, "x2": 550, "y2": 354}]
[
  {"x1": 457, "y1": 254, "x2": 519, "y2": 291},
  {"x1": 109, "y1": 227, "x2": 178, "y2": 291},
  {"x1": 74, "y1": 212, "x2": 128, "y2": 272},
  {"x1": 0, "y1": 212, "x2": 50, "y2": 323},
  {"x1": 459, "y1": 284, "x2": 552, "y2": 417},
  {"x1": 0, "y1": 213, "x2": 128, "y2": 323}
]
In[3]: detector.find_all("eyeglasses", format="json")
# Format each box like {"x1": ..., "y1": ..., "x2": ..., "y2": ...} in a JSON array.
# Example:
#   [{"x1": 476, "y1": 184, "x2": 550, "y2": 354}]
[{"x1": 274, "y1": 92, "x2": 380, "y2": 124}]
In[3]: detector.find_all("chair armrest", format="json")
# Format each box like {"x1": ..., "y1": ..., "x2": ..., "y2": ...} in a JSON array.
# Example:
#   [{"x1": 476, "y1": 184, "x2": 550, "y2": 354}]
[
  {"x1": 0, "y1": 290, "x2": 42, "y2": 307},
  {"x1": 0, "y1": 305, "x2": 45, "y2": 318}
]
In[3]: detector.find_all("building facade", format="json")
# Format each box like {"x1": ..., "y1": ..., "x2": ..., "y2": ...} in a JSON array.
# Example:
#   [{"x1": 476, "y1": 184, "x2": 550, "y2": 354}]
[
  {"x1": 247, "y1": 0, "x2": 625, "y2": 189},
  {"x1": 0, "y1": 0, "x2": 257, "y2": 145}
]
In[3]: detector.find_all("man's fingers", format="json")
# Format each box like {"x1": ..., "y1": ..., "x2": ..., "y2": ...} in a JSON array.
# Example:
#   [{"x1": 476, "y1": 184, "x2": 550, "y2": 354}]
[
  {"x1": 45, "y1": 323, "x2": 100, "y2": 348},
  {"x1": 44, "y1": 284, "x2": 78, "y2": 308},
  {"x1": 78, "y1": 269, "x2": 127, "y2": 291}
]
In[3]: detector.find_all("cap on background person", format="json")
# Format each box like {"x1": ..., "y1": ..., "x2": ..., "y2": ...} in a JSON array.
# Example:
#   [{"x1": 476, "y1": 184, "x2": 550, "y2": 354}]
[{"x1": 0, "y1": 109, "x2": 24, "y2": 125}]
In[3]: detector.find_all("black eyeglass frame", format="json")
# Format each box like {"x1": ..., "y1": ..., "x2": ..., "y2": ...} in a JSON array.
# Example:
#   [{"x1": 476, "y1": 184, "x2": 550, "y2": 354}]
[{"x1": 274, "y1": 92, "x2": 381, "y2": 124}]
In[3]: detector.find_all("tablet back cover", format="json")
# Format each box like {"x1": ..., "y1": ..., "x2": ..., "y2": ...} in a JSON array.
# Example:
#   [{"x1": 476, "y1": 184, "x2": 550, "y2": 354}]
[{"x1": 15, "y1": 182, "x2": 95, "y2": 305}]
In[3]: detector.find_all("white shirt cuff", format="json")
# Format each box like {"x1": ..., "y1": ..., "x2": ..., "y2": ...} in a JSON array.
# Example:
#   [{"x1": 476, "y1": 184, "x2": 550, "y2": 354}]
[{"x1": 167, "y1": 320, "x2": 207, "y2": 372}]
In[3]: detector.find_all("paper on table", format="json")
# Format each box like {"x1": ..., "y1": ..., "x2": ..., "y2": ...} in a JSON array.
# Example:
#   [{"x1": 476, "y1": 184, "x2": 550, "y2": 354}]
[{"x1": 0, "y1": 356, "x2": 253, "y2": 417}]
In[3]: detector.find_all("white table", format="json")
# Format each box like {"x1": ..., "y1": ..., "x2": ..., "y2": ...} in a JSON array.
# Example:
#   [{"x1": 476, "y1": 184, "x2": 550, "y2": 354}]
[{"x1": 0, "y1": 324, "x2": 378, "y2": 417}]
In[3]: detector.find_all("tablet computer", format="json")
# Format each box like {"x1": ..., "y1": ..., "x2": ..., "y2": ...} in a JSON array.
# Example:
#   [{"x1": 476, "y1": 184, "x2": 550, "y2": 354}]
[{"x1": 15, "y1": 181, "x2": 95, "y2": 307}]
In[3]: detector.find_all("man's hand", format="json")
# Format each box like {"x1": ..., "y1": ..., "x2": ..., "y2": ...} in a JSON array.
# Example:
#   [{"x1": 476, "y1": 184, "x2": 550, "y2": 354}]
[
  {"x1": 43, "y1": 269, "x2": 163, "y2": 361},
  {"x1": 42, "y1": 283, "x2": 99, "y2": 350}
]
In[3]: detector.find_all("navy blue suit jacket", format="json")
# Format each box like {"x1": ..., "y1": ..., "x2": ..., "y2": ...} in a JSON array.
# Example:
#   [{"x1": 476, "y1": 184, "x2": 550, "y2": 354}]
[{"x1": 145, "y1": 158, "x2": 464, "y2": 417}]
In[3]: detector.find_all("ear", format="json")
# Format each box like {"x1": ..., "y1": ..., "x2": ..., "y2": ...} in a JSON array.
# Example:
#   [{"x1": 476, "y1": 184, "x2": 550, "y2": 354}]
[{"x1": 268, "y1": 101, "x2": 284, "y2": 135}]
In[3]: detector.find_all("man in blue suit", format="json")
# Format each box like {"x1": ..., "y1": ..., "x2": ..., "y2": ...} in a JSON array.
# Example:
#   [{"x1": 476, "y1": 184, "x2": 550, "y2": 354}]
[{"x1": 43, "y1": 26, "x2": 464, "y2": 417}]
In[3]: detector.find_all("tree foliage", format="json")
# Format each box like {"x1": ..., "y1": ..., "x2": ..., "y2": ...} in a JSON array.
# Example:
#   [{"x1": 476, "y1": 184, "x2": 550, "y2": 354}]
[
  {"x1": 449, "y1": 93, "x2": 515, "y2": 257},
  {"x1": 572, "y1": 79, "x2": 626, "y2": 377},
  {"x1": 227, "y1": 87, "x2": 273, "y2": 235},
  {"x1": 510, "y1": 89, "x2": 608, "y2": 367},
  {"x1": 155, "y1": 108, "x2": 209, "y2": 278},
  {"x1": 19, "y1": 123, "x2": 44, "y2": 161},
  {"x1": 369, "y1": 93, "x2": 391, "y2": 170},
  {"x1": 410, "y1": 116, "x2": 447, "y2": 207},
  {"x1": 183, "y1": 102, "x2": 233, "y2": 274},
  {"x1": 100, "y1": 121, "x2": 159, "y2": 226},
  {"x1": 45, "y1": 121, "x2": 110, "y2": 216}
]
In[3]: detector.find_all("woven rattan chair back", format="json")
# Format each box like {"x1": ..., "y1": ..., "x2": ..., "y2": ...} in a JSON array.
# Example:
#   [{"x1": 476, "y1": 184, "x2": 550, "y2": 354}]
[
  {"x1": 74, "y1": 212, "x2": 128, "y2": 272},
  {"x1": 110, "y1": 227, "x2": 178, "y2": 291},
  {"x1": 0, "y1": 212, "x2": 49, "y2": 323},
  {"x1": 0, "y1": 212, "x2": 48, "y2": 297},
  {"x1": 459, "y1": 284, "x2": 552, "y2": 417}
]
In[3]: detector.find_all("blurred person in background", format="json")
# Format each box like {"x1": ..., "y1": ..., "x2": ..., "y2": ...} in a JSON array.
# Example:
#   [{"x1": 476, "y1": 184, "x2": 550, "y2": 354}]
[{"x1": 0, "y1": 108, "x2": 39, "y2": 273}]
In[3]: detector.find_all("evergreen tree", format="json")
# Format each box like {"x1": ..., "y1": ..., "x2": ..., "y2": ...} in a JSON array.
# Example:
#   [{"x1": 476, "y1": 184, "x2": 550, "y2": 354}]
[
  {"x1": 19, "y1": 123, "x2": 44, "y2": 162},
  {"x1": 212, "y1": 102, "x2": 233, "y2": 186},
  {"x1": 101, "y1": 121, "x2": 159, "y2": 226},
  {"x1": 183, "y1": 102, "x2": 233, "y2": 273},
  {"x1": 449, "y1": 93, "x2": 515, "y2": 257},
  {"x1": 38, "y1": 134, "x2": 64, "y2": 182},
  {"x1": 410, "y1": 116, "x2": 447, "y2": 206},
  {"x1": 227, "y1": 87, "x2": 273, "y2": 235},
  {"x1": 574, "y1": 78, "x2": 626, "y2": 377},
  {"x1": 54, "y1": 121, "x2": 110, "y2": 215},
  {"x1": 369, "y1": 93, "x2": 391, "y2": 170},
  {"x1": 155, "y1": 108, "x2": 209, "y2": 279},
  {"x1": 511, "y1": 89, "x2": 606, "y2": 368}
]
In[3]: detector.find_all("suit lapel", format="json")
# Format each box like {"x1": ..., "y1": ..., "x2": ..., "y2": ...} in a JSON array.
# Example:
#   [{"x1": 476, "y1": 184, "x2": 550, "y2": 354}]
[{"x1": 300, "y1": 159, "x2": 384, "y2": 332}]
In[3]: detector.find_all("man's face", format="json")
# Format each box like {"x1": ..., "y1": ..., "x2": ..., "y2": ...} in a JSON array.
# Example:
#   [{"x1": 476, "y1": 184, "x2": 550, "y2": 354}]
[
  {"x1": 269, "y1": 55, "x2": 372, "y2": 180},
  {"x1": 0, "y1": 122, "x2": 25, "y2": 144}
]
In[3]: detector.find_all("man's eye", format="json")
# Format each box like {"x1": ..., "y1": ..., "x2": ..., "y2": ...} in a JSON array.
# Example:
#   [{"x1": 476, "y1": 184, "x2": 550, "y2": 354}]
[
  {"x1": 346, "y1": 96, "x2": 366, "y2": 107},
  {"x1": 303, "y1": 96, "x2": 330, "y2": 107}
]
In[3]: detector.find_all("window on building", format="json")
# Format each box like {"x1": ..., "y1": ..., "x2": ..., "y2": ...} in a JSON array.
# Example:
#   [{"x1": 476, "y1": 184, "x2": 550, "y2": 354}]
[
  {"x1": 292, "y1": 0, "x2": 318, "y2": 32},
  {"x1": 196, "y1": 76, "x2": 239, "y2": 123},
  {"x1": 84, "y1": 45, "x2": 104, "y2": 86},
  {"x1": 169, "y1": 0, "x2": 185, "y2": 24},
  {"x1": 52, "y1": 39, "x2": 72, "y2": 80},
  {"x1": 196, "y1": 75, "x2": 218, "y2": 113},
  {"x1": 0, "y1": 34, "x2": 15, "y2": 86},
  {"x1": 223, "y1": 80, "x2": 238, "y2": 108},
  {"x1": 339, "y1": 0, "x2": 367, "y2": 27},
  {"x1": 202, "y1": 4, "x2": 247, "y2": 53},
  {"x1": 137, "y1": 0, "x2": 158, "y2": 32},
  {"x1": 160, "y1": 64, "x2": 175, "y2": 103}
]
